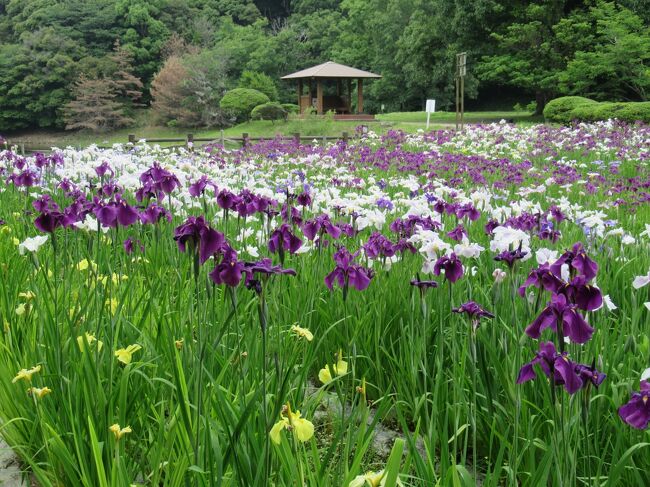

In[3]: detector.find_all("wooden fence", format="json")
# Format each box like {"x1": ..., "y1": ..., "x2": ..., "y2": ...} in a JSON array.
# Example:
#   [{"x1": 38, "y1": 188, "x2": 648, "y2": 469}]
[
  {"x1": 127, "y1": 131, "x2": 354, "y2": 149},
  {"x1": 3, "y1": 129, "x2": 362, "y2": 155}
]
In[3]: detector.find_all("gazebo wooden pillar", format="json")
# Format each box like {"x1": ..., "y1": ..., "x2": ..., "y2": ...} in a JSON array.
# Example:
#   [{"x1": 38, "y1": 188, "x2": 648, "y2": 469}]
[
  {"x1": 281, "y1": 61, "x2": 381, "y2": 117},
  {"x1": 357, "y1": 79, "x2": 363, "y2": 114}
]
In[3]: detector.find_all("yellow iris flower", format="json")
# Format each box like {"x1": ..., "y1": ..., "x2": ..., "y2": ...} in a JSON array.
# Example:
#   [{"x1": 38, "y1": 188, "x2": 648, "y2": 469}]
[
  {"x1": 290, "y1": 324, "x2": 313, "y2": 341},
  {"x1": 76, "y1": 259, "x2": 97, "y2": 272},
  {"x1": 106, "y1": 298, "x2": 118, "y2": 315},
  {"x1": 115, "y1": 344, "x2": 142, "y2": 364},
  {"x1": 28, "y1": 386, "x2": 52, "y2": 399},
  {"x1": 77, "y1": 333, "x2": 103, "y2": 352},
  {"x1": 18, "y1": 291, "x2": 35, "y2": 300},
  {"x1": 349, "y1": 470, "x2": 403, "y2": 487},
  {"x1": 318, "y1": 350, "x2": 348, "y2": 385},
  {"x1": 13, "y1": 365, "x2": 41, "y2": 383},
  {"x1": 15, "y1": 303, "x2": 27, "y2": 316},
  {"x1": 269, "y1": 403, "x2": 314, "y2": 445},
  {"x1": 109, "y1": 423, "x2": 132, "y2": 440}
]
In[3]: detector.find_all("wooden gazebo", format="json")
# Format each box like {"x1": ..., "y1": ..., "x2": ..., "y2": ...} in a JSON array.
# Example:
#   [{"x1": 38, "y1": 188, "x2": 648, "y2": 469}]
[{"x1": 281, "y1": 61, "x2": 381, "y2": 119}]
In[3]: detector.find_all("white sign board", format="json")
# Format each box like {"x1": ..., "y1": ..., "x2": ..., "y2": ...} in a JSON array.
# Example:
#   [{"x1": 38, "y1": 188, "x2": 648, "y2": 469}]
[{"x1": 425, "y1": 99, "x2": 436, "y2": 129}]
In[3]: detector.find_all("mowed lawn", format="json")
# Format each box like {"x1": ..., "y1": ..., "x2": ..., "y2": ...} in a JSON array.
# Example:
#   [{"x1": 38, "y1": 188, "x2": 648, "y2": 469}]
[{"x1": 3, "y1": 111, "x2": 540, "y2": 151}]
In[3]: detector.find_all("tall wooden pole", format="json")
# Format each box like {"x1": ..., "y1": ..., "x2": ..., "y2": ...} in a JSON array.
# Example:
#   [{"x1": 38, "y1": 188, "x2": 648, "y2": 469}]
[{"x1": 357, "y1": 79, "x2": 363, "y2": 114}]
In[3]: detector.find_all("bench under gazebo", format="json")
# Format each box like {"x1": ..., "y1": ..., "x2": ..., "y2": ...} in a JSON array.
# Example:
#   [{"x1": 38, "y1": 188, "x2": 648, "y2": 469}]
[{"x1": 281, "y1": 61, "x2": 381, "y2": 120}]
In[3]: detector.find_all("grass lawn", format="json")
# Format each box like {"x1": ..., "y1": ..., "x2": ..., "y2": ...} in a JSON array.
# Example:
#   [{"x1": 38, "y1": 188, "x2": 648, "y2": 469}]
[{"x1": 3, "y1": 110, "x2": 539, "y2": 151}]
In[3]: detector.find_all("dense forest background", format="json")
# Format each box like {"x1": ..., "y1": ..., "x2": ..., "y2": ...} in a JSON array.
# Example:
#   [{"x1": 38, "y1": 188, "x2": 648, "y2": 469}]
[{"x1": 0, "y1": 0, "x2": 648, "y2": 131}]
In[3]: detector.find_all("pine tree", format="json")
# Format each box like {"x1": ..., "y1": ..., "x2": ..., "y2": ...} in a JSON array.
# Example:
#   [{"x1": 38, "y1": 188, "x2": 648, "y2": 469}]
[
  {"x1": 108, "y1": 41, "x2": 144, "y2": 108},
  {"x1": 63, "y1": 76, "x2": 134, "y2": 132}
]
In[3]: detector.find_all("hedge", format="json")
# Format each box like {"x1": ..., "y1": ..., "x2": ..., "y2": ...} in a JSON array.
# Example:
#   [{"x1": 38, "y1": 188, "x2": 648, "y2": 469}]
[
  {"x1": 281, "y1": 103, "x2": 300, "y2": 114},
  {"x1": 250, "y1": 102, "x2": 288, "y2": 122},
  {"x1": 544, "y1": 96, "x2": 650, "y2": 124},
  {"x1": 220, "y1": 88, "x2": 270, "y2": 121},
  {"x1": 543, "y1": 97, "x2": 598, "y2": 124}
]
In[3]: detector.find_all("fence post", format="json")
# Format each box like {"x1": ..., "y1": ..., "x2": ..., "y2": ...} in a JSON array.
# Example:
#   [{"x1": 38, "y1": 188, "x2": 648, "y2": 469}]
[
  {"x1": 128, "y1": 134, "x2": 135, "y2": 144},
  {"x1": 342, "y1": 131, "x2": 349, "y2": 143},
  {"x1": 242, "y1": 133, "x2": 249, "y2": 148},
  {"x1": 293, "y1": 132, "x2": 300, "y2": 144},
  {"x1": 20, "y1": 143, "x2": 25, "y2": 156},
  {"x1": 186, "y1": 133, "x2": 194, "y2": 150},
  {"x1": 220, "y1": 129, "x2": 225, "y2": 146}
]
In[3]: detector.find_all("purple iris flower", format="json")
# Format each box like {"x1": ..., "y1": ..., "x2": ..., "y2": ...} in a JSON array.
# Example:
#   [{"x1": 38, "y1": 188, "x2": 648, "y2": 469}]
[
  {"x1": 575, "y1": 363, "x2": 606, "y2": 388},
  {"x1": 297, "y1": 191, "x2": 312, "y2": 207},
  {"x1": 516, "y1": 341, "x2": 584, "y2": 395},
  {"x1": 525, "y1": 293, "x2": 594, "y2": 344},
  {"x1": 494, "y1": 243, "x2": 527, "y2": 268},
  {"x1": 217, "y1": 189, "x2": 240, "y2": 210},
  {"x1": 518, "y1": 263, "x2": 565, "y2": 297},
  {"x1": 188, "y1": 175, "x2": 216, "y2": 197},
  {"x1": 410, "y1": 278, "x2": 438, "y2": 289},
  {"x1": 550, "y1": 243, "x2": 598, "y2": 281},
  {"x1": 140, "y1": 163, "x2": 181, "y2": 195},
  {"x1": 363, "y1": 232, "x2": 397, "y2": 259},
  {"x1": 452, "y1": 301, "x2": 495, "y2": 319},
  {"x1": 325, "y1": 247, "x2": 374, "y2": 293},
  {"x1": 34, "y1": 210, "x2": 65, "y2": 233},
  {"x1": 618, "y1": 381, "x2": 650, "y2": 429},
  {"x1": 268, "y1": 224, "x2": 303, "y2": 256},
  {"x1": 433, "y1": 253, "x2": 464, "y2": 283},
  {"x1": 14, "y1": 170, "x2": 37, "y2": 187},
  {"x1": 123, "y1": 238, "x2": 144, "y2": 254},
  {"x1": 456, "y1": 203, "x2": 480, "y2": 221},
  {"x1": 95, "y1": 162, "x2": 114, "y2": 178},
  {"x1": 446, "y1": 224, "x2": 467, "y2": 242},
  {"x1": 302, "y1": 215, "x2": 342, "y2": 241},
  {"x1": 557, "y1": 276, "x2": 603, "y2": 311},
  {"x1": 242, "y1": 258, "x2": 297, "y2": 285},
  {"x1": 140, "y1": 203, "x2": 172, "y2": 225},
  {"x1": 549, "y1": 205, "x2": 566, "y2": 223},
  {"x1": 174, "y1": 216, "x2": 226, "y2": 265},
  {"x1": 116, "y1": 197, "x2": 139, "y2": 227},
  {"x1": 281, "y1": 204, "x2": 302, "y2": 225},
  {"x1": 209, "y1": 247, "x2": 244, "y2": 287},
  {"x1": 484, "y1": 219, "x2": 500, "y2": 236},
  {"x1": 538, "y1": 221, "x2": 561, "y2": 243},
  {"x1": 376, "y1": 197, "x2": 394, "y2": 210}
]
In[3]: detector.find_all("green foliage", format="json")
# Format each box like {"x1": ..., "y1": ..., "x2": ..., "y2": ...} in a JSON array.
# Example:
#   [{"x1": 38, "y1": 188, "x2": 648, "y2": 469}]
[
  {"x1": 558, "y1": 2, "x2": 650, "y2": 101},
  {"x1": 250, "y1": 102, "x2": 287, "y2": 122},
  {"x1": 543, "y1": 96, "x2": 598, "y2": 124},
  {"x1": 571, "y1": 101, "x2": 650, "y2": 123},
  {"x1": 0, "y1": 0, "x2": 649, "y2": 130},
  {"x1": 281, "y1": 103, "x2": 300, "y2": 114},
  {"x1": 220, "y1": 88, "x2": 270, "y2": 121},
  {"x1": 544, "y1": 96, "x2": 650, "y2": 124},
  {"x1": 238, "y1": 70, "x2": 278, "y2": 101}
]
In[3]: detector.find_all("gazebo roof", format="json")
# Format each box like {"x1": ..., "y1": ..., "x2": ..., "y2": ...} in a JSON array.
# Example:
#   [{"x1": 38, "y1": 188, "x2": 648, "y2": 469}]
[{"x1": 281, "y1": 61, "x2": 381, "y2": 79}]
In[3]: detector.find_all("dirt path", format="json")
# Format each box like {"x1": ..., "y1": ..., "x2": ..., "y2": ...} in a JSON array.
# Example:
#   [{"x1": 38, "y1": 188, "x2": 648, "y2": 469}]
[{"x1": 0, "y1": 439, "x2": 26, "y2": 486}]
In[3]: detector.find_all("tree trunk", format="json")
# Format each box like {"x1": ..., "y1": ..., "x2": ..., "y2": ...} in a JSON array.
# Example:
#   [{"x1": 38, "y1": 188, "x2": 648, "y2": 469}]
[{"x1": 535, "y1": 91, "x2": 551, "y2": 115}]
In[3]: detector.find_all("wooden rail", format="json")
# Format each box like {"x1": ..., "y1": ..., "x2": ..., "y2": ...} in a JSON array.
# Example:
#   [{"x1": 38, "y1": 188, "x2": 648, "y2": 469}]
[
  {"x1": 2, "y1": 129, "x2": 363, "y2": 155},
  {"x1": 127, "y1": 131, "x2": 354, "y2": 149}
]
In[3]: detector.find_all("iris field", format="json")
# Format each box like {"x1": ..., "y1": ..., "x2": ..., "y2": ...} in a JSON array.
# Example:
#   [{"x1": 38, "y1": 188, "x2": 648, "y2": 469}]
[{"x1": 0, "y1": 122, "x2": 649, "y2": 486}]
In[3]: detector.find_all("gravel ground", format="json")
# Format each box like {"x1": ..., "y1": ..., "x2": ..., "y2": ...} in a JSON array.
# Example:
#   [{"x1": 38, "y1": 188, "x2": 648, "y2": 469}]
[{"x1": 0, "y1": 439, "x2": 26, "y2": 486}]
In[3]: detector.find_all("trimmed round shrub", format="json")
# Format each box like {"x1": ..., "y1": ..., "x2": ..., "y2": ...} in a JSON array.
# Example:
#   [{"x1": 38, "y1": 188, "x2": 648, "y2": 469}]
[
  {"x1": 250, "y1": 102, "x2": 288, "y2": 122},
  {"x1": 543, "y1": 96, "x2": 597, "y2": 124},
  {"x1": 281, "y1": 103, "x2": 300, "y2": 114},
  {"x1": 564, "y1": 101, "x2": 650, "y2": 124},
  {"x1": 220, "y1": 88, "x2": 270, "y2": 121}
]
